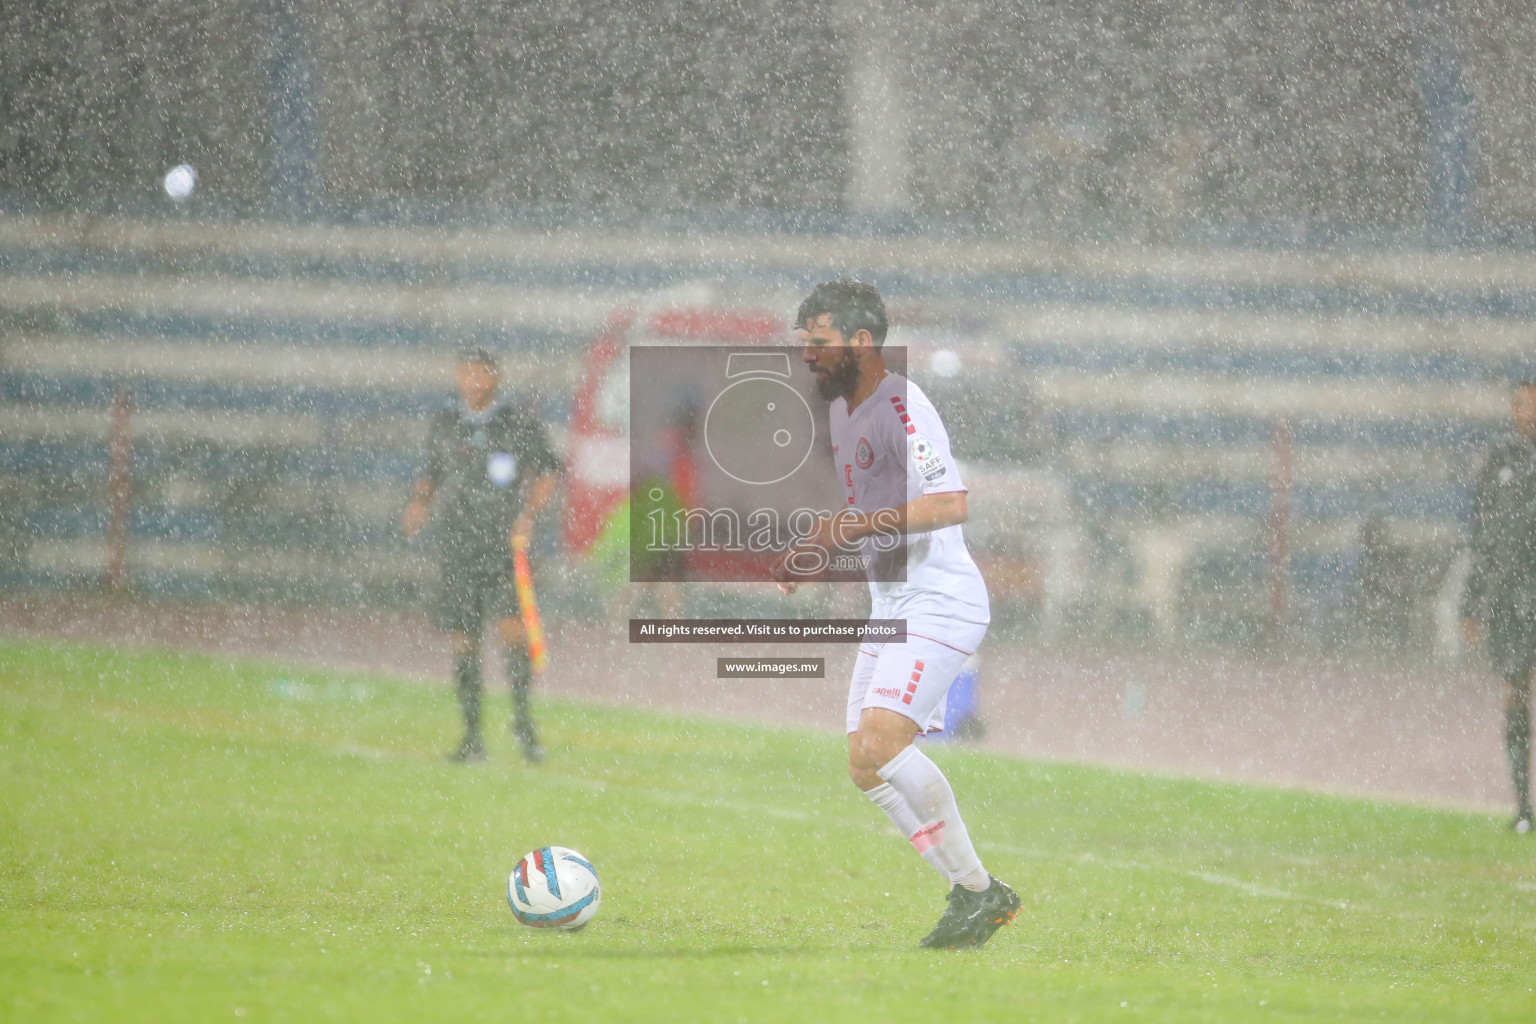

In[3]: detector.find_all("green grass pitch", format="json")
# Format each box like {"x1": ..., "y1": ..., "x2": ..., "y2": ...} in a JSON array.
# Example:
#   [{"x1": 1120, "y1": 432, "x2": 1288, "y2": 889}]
[{"x1": 2, "y1": 639, "x2": 1534, "y2": 1022}]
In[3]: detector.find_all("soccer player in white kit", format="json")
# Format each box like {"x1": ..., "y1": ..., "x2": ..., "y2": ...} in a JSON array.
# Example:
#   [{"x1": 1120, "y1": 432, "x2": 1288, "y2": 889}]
[{"x1": 776, "y1": 279, "x2": 1020, "y2": 948}]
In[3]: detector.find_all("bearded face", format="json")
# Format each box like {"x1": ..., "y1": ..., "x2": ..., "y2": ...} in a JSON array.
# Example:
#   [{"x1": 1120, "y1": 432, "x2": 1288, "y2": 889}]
[{"x1": 811, "y1": 345, "x2": 861, "y2": 402}]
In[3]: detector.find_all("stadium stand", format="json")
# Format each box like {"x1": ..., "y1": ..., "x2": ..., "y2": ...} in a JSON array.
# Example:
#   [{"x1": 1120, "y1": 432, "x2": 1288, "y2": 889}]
[{"x1": 2, "y1": 213, "x2": 1532, "y2": 649}]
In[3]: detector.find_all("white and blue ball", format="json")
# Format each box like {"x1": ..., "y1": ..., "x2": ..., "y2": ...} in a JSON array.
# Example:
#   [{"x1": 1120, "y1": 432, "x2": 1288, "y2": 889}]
[{"x1": 508, "y1": 846, "x2": 601, "y2": 931}]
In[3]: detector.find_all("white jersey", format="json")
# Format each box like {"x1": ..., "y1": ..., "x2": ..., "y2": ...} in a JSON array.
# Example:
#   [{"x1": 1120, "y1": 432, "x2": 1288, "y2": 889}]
[{"x1": 828, "y1": 372, "x2": 989, "y2": 626}]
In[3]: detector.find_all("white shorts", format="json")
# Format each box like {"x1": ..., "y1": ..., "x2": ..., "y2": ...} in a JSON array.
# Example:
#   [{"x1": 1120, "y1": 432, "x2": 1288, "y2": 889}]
[{"x1": 844, "y1": 618, "x2": 988, "y2": 734}]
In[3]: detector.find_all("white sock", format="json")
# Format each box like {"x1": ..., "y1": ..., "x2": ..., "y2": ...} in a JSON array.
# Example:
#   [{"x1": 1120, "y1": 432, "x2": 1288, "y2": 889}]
[
  {"x1": 864, "y1": 782, "x2": 950, "y2": 879},
  {"x1": 876, "y1": 745, "x2": 989, "y2": 889}
]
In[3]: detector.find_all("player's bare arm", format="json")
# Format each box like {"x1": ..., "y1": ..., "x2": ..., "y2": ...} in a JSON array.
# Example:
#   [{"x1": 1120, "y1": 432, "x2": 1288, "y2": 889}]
[
  {"x1": 774, "y1": 494, "x2": 968, "y2": 591},
  {"x1": 815, "y1": 492, "x2": 969, "y2": 548}
]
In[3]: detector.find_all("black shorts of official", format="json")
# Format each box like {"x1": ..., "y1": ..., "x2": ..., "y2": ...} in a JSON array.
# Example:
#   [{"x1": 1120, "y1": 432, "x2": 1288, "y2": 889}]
[{"x1": 435, "y1": 554, "x2": 522, "y2": 635}]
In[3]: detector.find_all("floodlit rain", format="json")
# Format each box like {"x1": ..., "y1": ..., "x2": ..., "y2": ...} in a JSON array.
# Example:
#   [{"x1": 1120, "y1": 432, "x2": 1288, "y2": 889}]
[{"x1": 3, "y1": 0, "x2": 1535, "y2": 1018}]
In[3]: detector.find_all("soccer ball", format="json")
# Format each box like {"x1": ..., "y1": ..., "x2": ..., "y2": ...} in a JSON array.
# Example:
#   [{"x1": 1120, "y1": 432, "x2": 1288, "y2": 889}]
[{"x1": 507, "y1": 846, "x2": 601, "y2": 931}]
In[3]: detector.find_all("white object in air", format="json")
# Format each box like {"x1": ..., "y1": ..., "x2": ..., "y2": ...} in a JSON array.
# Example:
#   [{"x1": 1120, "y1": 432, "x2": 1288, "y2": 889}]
[
  {"x1": 929, "y1": 349, "x2": 963, "y2": 379},
  {"x1": 164, "y1": 164, "x2": 197, "y2": 201}
]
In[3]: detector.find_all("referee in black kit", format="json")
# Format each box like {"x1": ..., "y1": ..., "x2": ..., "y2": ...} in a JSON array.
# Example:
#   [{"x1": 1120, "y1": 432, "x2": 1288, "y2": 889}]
[{"x1": 403, "y1": 347, "x2": 561, "y2": 763}]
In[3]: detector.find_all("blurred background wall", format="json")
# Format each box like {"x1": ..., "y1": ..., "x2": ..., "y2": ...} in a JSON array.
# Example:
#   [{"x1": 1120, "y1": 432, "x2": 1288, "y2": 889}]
[
  {"x1": 3, "y1": 0, "x2": 1535, "y2": 658},
  {"x1": 8, "y1": 0, "x2": 1536, "y2": 238}
]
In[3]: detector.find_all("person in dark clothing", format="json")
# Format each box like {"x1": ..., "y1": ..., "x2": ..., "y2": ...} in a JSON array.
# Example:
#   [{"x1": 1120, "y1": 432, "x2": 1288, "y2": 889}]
[
  {"x1": 403, "y1": 347, "x2": 561, "y2": 763},
  {"x1": 1461, "y1": 380, "x2": 1536, "y2": 833}
]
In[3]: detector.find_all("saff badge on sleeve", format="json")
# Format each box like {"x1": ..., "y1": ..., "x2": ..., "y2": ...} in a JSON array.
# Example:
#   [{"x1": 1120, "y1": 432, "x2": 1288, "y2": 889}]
[{"x1": 911, "y1": 437, "x2": 947, "y2": 483}]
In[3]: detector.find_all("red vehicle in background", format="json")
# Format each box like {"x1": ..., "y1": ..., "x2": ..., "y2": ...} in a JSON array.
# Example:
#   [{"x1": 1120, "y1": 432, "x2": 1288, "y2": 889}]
[{"x1": 562, "y1": 302, "x2": 785, "y2": 561}]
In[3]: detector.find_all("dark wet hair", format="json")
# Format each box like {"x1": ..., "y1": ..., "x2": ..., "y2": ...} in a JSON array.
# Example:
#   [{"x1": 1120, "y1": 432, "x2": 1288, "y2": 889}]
[
  {"x1": 795, "y1": 279, "x2": 888, "y2": 349},
  {"x1": 458, "y1": 346, "x2": 499, "y2": 371}
]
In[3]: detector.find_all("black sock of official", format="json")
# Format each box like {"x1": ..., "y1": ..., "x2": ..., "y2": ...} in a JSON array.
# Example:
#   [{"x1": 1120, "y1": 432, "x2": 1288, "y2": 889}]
[
  {"x1": 507, "y1": 646, "x2": 535, "y2": 742},
  {"x1": 507, "y1": 646, "x2": 534, "y2": 731},
  {"x1": 454, "y1": 652, "x2": 483, "y2": 737},
  {"x1": 1506, "y1": 700, "x2": 1532, "y2": 817}
]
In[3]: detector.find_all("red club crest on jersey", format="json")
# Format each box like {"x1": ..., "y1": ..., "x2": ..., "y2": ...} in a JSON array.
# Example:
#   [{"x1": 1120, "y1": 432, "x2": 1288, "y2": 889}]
[{"x1": 855, "y1": 437, "x2": 874, "y2": 469}]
